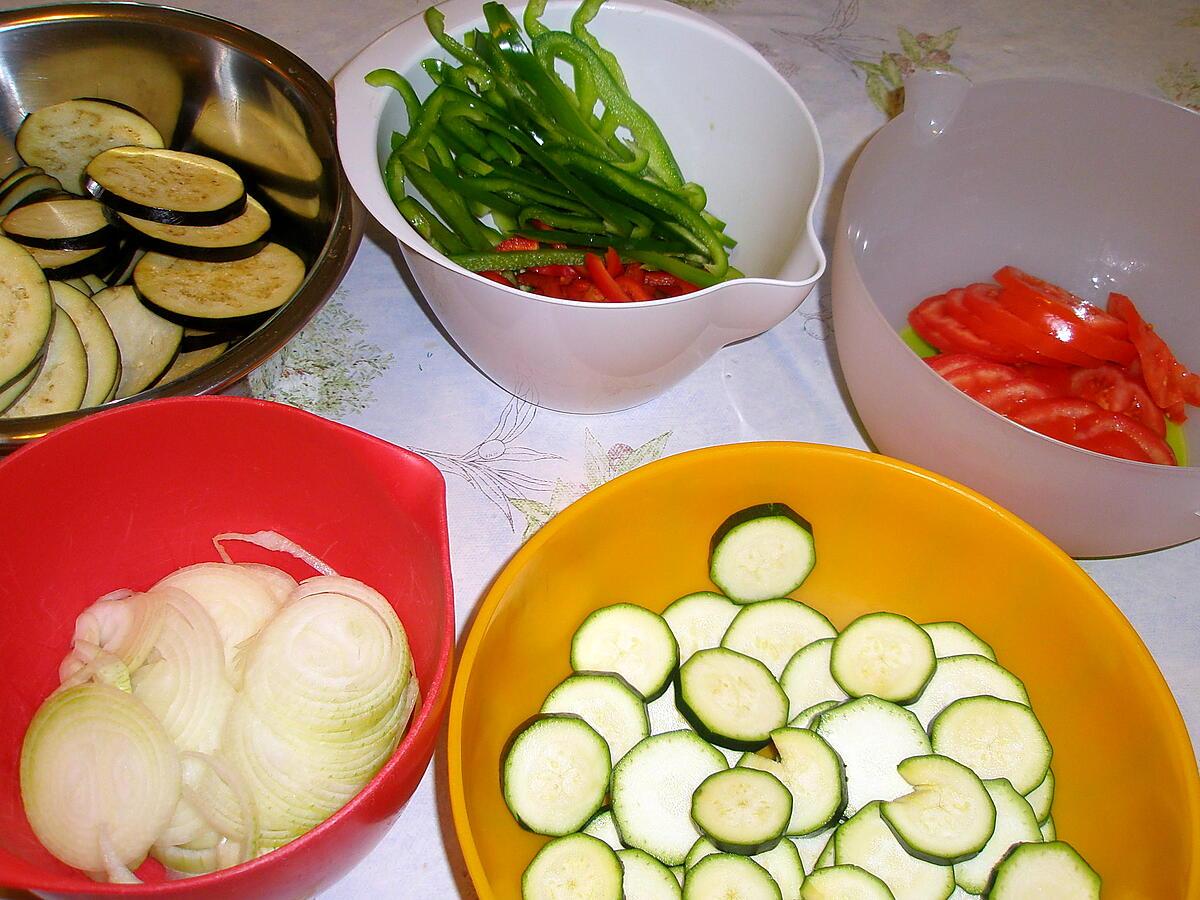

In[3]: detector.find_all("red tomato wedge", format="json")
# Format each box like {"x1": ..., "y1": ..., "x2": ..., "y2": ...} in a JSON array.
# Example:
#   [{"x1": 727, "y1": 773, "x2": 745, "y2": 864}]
[
  {"x1": 961, "y1": 283, "x2": 1104, "y2": 367},
  {"x1": 1108, "y1": 292, "x2": 1194, "y2": 422},
  {"x1": 1074, "y1": 411, "x2": 1176, "y2": 465},
  {"x1": 995, "y1": 285, "x2": 1136, "y2": 366},
  {"x1": 1068, "y1": 365, "x2": 1166, "y2": 436},
  {"x1": 994, "y1": 266, "x2": 1128, "y2": 339},
  {"x1": 1008, "y1": 397, "x2": 1102, "y2": 443}
]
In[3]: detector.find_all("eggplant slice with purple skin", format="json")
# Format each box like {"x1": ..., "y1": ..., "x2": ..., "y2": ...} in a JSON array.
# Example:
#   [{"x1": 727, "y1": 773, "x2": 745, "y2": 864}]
[
  {"x1": 117, "y1": 196, "x2": 271, "y2": 262},
  {"x1": 84, "y1": 147, "x2": 246, "y2": 227}
]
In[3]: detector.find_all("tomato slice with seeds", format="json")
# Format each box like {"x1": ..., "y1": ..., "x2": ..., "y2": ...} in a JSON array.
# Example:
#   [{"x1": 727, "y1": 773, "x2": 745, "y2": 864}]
[
  {"x1": 994, "y1": 266, "x2": 1128, "y2": 339},
  {"x1": 1068, "y1": 365, "x2": 1165, "y2": 436},
  {"x1": 995, "y1": 285, "x2": 1136, "y2": 366},
  {"x1": 961, "y1": 283, "x2": 1104, "y2": 367},
  {"x1": 972, "y1": 378, "x2": 1057, "y2": 415},
  {"x1": 1108, "y1": 292, "x2": 1193, "y2": 421},
  {"x1": 1008, "y1": 397, "x2": 1101, "y2": 443},
  {"x1": 937, "y1": 359, "x2": 1021, "y2": 396},
  {"x1": 1073, "y1": 411, "x2": 1176, "y2": 465}
]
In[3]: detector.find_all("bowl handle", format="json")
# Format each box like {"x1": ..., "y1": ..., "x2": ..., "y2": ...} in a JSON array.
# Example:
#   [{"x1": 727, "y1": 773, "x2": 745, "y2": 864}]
[
  {"x1": 709, "y1": 277, "x2": 816, "y2": 345},
  {"x1": 902, "y1": 70, "x2": 971, "y2": 141}
]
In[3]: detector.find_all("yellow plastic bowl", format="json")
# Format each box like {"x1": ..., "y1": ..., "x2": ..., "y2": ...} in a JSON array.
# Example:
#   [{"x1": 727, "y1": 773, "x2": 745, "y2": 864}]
[{"x1": 448, "y1": 443, "x2": 1199, "y2": 899}]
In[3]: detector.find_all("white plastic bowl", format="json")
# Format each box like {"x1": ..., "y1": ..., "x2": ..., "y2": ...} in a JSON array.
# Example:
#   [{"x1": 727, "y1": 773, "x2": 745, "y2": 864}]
[
  {"x1": 336, "y1": 0, "x2": 824, "y2": 413},
  {"x1": 833, "y1": 71, "x2": 1200, "y2": 557}
]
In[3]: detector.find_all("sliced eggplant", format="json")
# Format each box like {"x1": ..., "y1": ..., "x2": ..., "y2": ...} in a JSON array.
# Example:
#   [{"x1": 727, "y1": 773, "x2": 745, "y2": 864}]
[
  {"x1": 91, "y1": 285, "x2": 181, "y2": 398},
  {"x1": 62, "y1": 276, "x2": 94, "y2": 296},
  {"x1": 0, "y1": 173, "x2": 64, "y2": 215},
  {"x1": 50, "y1": 281, "x2": 121, "y2": 408},
  {"x1": 2, "y1": 197, "x2": 116, "y2": 250},
  {"x1": 260, "y1": 183, "x2": 320, "y2": 221},
  {"x1": 154, "y1": 341, "x2": 228, "y2": 387},
  {"x1": 15, "y1": 98, "x2": 164, "y2": 193},
  {"x1": 102, "y1": 244, "x2": 144, "y2": 287},
  {"x1": 24, "y1": 243, "x2": 114, "y2": 280},
  {"x1": 0, "y1": 362, "x2": 39, "y2": 414},
  {"x1": 0, "y1": 235, "x2": 54, "y2": 388},
  {"x1": 85, "y1": 147, "x2": 245, "y2": 226},
  {"x1": 180, "y1": 327, "x2": 235, "y2": 352},
  {"x1": 133, "y1": 242, "x2": 305, "y2": 324},
  {"x1": 0, "y1": 165, "x2": 43, "y2": 194},
  {"x1": 118, "y1": 196, "x2": 270, "y2": 260},
  {"x1": 2, "y1": 305, "x2": 88, "y2": 418}
]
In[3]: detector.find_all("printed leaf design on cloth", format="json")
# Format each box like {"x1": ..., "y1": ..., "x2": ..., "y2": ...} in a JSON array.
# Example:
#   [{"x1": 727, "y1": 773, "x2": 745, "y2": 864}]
[
  {"x1": 669, "y1": 0, "x2": 735, "y2": 8},
  {"x1": 769, "y1": 0, "x2": 886, "y2": 75},
  {"x1": 853, "y1": 26, "x2": 962, "y2": 117},
  {"x1": 247, "y1": 293, "x2": 393, "y2": 417},
  {"x1": 1159, "y1": 61, "x2": 1200, "y2": 111}
]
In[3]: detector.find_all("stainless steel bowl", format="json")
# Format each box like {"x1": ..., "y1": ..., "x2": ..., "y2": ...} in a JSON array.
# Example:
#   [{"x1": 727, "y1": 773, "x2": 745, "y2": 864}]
[{"x1": 0, "y1": 2, "x2": 360, "y2": 449}]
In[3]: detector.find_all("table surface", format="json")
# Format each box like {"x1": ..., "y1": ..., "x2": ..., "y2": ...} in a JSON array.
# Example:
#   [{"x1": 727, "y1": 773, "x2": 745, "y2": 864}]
[{"x1": 3, "y1": 0, "x2": 1197, "y2": 896}]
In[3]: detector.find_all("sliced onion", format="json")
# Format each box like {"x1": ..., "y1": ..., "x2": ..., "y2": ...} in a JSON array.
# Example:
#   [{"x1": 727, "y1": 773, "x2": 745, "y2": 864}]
[
  {"x1": 98, "y1": 828, "x2": 141, "y2": 884},
  {"x1": 20, "y1": 683, "x2": 181, "y2": 879},
  {"x1": 59, "y1": 640, "x2": 132, "y2": 692},
  {"x1": 212, "y1": 531, "x2": 337, "y2": 576},
  {"x1": 67, "y1": 588, "x2": 167, "y2": 673},
  {"x1": 238, "y1": 563, "x2": 299, "y2": 606}
]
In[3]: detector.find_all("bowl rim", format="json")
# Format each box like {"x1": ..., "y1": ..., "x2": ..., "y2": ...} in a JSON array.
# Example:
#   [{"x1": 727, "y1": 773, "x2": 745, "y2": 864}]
[
  {"x1": 0, "y1": 2, "x2": 362, "y2": 451},
  {"x1": 0, "y1": 395, "x2": 457, "y2": 895},
  {"x1": 446, "y1": 440, "x2": 1200, "y2": 898},
  {"x1": 333, "y1": 0, "x2": 827, "y2": 307}
]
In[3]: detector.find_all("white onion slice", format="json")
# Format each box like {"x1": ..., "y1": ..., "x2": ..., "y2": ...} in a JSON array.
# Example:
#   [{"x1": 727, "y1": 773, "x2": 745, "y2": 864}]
[
  {"x1": 238, "y1": 563, "x2": 299, "y2": 606},
  {"x1": 212, "y1": 531, "x2": 337, "y2": 576},
  {"x1": 20, "y1": 683, "x2": 181, "y2": 879},
  {"x1": 59, "y1": 640, "x2": 132, "y2": 692},
  {"x1": 67, "y1": 588, "x2": 167, "y2": 673}
]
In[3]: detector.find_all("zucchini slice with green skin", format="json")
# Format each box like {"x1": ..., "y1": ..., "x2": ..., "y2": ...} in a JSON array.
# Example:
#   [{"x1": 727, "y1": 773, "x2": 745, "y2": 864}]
[
  {"x1": 645, "y1": 682, "x2": 739, "y2": 766},
  {"x1": 502, "y1": 714, "x2": 611, "y2": 837},
  {"x1": 0, "y1": 235, "x2": 53, "y2": 389},
  {"x1": 709, "y1": 503, "x2": 815, "y2": 603},
  {"x1": 683, "y1": 853, "x2": 782, "y2": 900},
  {"x1": 686, "y1": 837, "x2": 804, "y2": 898},
  {"x1": 988, "y1": 841, "x2": 1101, "y2": 899},
  {"x1": 2, "y1": 305, "x2": 87, "y2": 418},
  {"x1": 0, "y1": 173, "x2": 64, "y2": 215},
  {"x1": 16, "y1": 98, "x2": 164, "y2": 193},
  {"x1": 662, "y1": 591, "x2": 741, "y2": 663},
  {"x1": 132, "y1": 242, "x2": 306, "y2": 324},
  {"x1": 834, "y1": 801, "x2": 954, "y2": 900},
  {"x1": 152, "y1": 341, "x2": 227, "y2": 388},
  {"x1": 618, "y1": 848, "x2": 682, "y2": 900},
  {"x1": 91, "y1": 285, "x2": 182, "y2": 399},
  {"x1": 739, "y1": 727, "x2": 845, "y2": 836},
  {"x1": 1040, "y1": 816, "x2": 1056, "y2": 841},
  {"x1": 908, "y1": 654, "x2": 1030, "y2": 730},
  {"x1": 540, "y1": 672, "x2": 649, "y2": 765},
  {"x1": 920, "y1": 622, "x2": 996, "y2": 661},
  {"x1": 582, "y1": 809, "x2": 623, "y2": 850},
  {"x1": 611, "y1": 730, "x2": 727, "y2": 866},
  {"x1": 813, "y1": 832, "x2": 836, "y2": 869},
  {"x1": 85, "y1": 147, "x2": 246, "y2": 226},
  {"x1": 50, "y1": 281, "x2": 120, "y2": 408},
  {"x1": 789, "y1": 700, "x2": 840, "y2": 729},
  {"x1": 571, "y1": 603, "x2": 679, "y2": 701},
  {"x1": 800, "y1": 865, "x2": 895, "y2": 900},
  {"x1": 118, "y1": 196, "x2": 271, "y2": 261},
  {"x1": 930, "y1": 696, "x2": 1051, "y2": 795},
  {"x1": 951, "y1": 778, "x2": 1041, "y2": 894},
  {"x1": 879, "y1": 755, "x2": 996, "y2": 864},
  {"x1": 721, "y1": 598, "x2": 837, "y2": 678},
  {"x1": 830, "y1": 612, "x2": 935, "y2": 704},
  {"x1": 814, "y1": 697, "x2": 931, "y2": 816},
  {"x1": 790, "y1": 826, "x2": 835, "y2": 873},
  {"x1": 691, "y1": 767, "x2": 792, "y2": 854},
  {"x1": 780, "y1": 639, "x2": 847, "y2": 721},
  {"x1": 2, "y1": 197, "x2": 116, "y2": 250},
  {"x1": 522, "y1": 833, "x2": 624, "y2": 900},
  {"x1": 1024, "y1": 768, "x2": 1054, "y2": 823},
  {"x1": 678, "y1": 648, "x2": 788, "y2": 750}
]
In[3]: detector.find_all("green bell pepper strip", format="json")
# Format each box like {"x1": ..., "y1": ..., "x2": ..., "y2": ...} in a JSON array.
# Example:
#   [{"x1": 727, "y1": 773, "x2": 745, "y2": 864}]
[
  {"x1": 367, "y1": 69, "x2": 454, "y2": 167},
  {"x1": 469, "y1": 175, "x2": 591, "y2": 213},
  {"x1": 523, "y1": 0, "x2": 550, "y2": 39},
  {"x1": 427, "y1": 157, "x2": 523, "y2": 221},
  {"x1": 425, "y1": 7, "x2": 488, "y2": 69},
  {"x1": 624, "y1": 250, "x2": 730, "y2": 288},
  {"x1": 393, "y1": 150, "x2": 499, "y2": 251},
  {"x1": 484, "y1": 132, "x2": 523, "y2": 166},
  {"x1": 534, "y1": 31, "x2": 682, "y2": 187},
  {"x1": 450, "y1": 248, "x2": 588, "y2": 270},
  {"x1": 508, "y1": 229, "x2": 694, "y2": 254},
  {"x1": 396, "y1": 196, "x2": 468, "y2": 255},
  {"x1": 453, "y1": 152, "x2": 494, "y2": 176},
  {"x1": 516, "y1": 206, "x2": 606, "y2": 233},
  {"x1": 571, "y1": 0, "x2": 629, "y2": 93},
  {"x1": 440, "y1": 118, "x2": 497, "y2": 161}
]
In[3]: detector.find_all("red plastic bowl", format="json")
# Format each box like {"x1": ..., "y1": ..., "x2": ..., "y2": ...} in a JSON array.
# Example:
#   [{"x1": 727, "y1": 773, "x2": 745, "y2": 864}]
[{"x1": 0, "y1": 396, "x2": 455, "y2": 899}]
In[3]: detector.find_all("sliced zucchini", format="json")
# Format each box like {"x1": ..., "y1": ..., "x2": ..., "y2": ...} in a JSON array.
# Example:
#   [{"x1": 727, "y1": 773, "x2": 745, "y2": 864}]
[
  {"x1": 678, "y1": 648, "x2": 788, "y2": 750},
  {"x1": 611, "y1": 731, "x2": 727, "y2": 866},
  {"x1": 692, "y1": 767, "x2": 792, "y2": 855},
  {"x1": 920, "y1": 622, "x2": 996, "y2": 661},
  {"x1": 908, "y1": 654, "x2": 1030, "y2": 730},
  {"x1": 132, "y1": 243, "x2": 306, "y2": 324},
  {"x1": 91, "y1": 284, "x2": 182, "y2": 399},
  {"x1": 85, "y1": 147, "x2": 245, "y2": 225},
  {"x1": 800, "y1": 865, "x2": 895, "y2": 900},
  {"x1": 0, "y1": 235, "x2": 53, "y2": 389},
  {"x1": 833, "y1": 801, "x2": 954, "y2": 900},
  {"x1": 619, "y1": 848, "x2": 683, "y2": 900},
  {"x1": 930, "y1": 696, "x2": 1051, "y2": 795},
  {"x1": 814, "y1": 697, "x2": 931, "y2": 816},
  {"x1": 502, "y1": 714, "x2": 611, "y2": 837},
  {"x1": 879, "y1": 755, "x2": 995, "y2": 864},
  {"x1": 16, "y1": 98, "x2": 164, "y2": 193},
  {"x1": 662, "y1": 591, "x2": 741, "y2": 663},
  {"x1": 541, "y1": 672, "x2": 649, "y2": 765},
  {"x1": 686, "y1": 834, "x2": 804, "y2": 898},
  {"x1": 739, "y1": 728, "x2": 845, "y2": 836},
  {"x1": 790, "y1": 827, "x2": 835, "y2": 873},
  {"x1": 813, "y1": 833, "x2": 836, "y2": 869},
  {"x1": 522, "y1": 833, "x2": 623, "y2": 900},
  {"x1": 683, "y1": 853, "x2": 782, "y2": 900},
  {"x1": 571, "y1": 603, "x2": 679, "y2": 701},
  {"x1": 49, "y1": 281, "x2": 121, "y2": 407},
  {"x1": 789, "y1": 700, "x2": 840, "y2": 730},
  {"x1": 2, "y1": 197, "x2": 116, "y2": 250},
  {"x1": 582, "y1": 809, "x2": 624, "y2": 850},
  {"x1": 0, "y1": 173, "x2": 64, "y2": 215},
  {"x1": 118, "y1": 196, "x2": 271, "y2": 261},
  {"x1": 0, "y1": 363, "x2": 38, "y2": 414},
  {"x1": 780, "y1": 639, "x2": 847, "y2": 721},
  {"x1": 2, "y1": 305, "x2": 87, "y2": 418},
  {"x1": 152, "y1": 341, "x2": 227, "y2": 388},
  {"x1": 646, "y1": 682, "x2": 739, "y2": 766},
  {"x1": 1024, "y1": 768, "x2": 1054, "y2": 823},
  {"x1": 988, "y1": 841, "x2": 1100, "y2": 899},
  {"x1": 1039, "y1": 816, "x2": 1056, "y2": 841},
  {"x1": 721, "y1": 599, "x2": 837, "y2": 678},
  {"x1": 830, "y1": 613, "x2": 936, "y2": 704},
  {"x1": 951, "y1": 778, "x2": 1041, "y2": 894},
  {"x1": 709, "y1": 504, "x2": 816, "y2": 603}
]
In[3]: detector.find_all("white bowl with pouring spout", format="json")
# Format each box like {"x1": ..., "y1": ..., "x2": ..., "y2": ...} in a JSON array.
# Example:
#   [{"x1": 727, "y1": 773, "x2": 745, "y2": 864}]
[{"x1": 335, "y1": 0, "x2": 824, "y2": 413}]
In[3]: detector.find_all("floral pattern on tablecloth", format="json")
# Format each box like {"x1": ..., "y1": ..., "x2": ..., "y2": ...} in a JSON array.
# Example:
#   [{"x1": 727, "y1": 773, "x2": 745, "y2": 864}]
[
  {"x1": 1159, "y1": 8, "x2": 1200, "y2": 111},
  {"x1": 854, "y1": 26, "x2": 963, "y2": 117}
]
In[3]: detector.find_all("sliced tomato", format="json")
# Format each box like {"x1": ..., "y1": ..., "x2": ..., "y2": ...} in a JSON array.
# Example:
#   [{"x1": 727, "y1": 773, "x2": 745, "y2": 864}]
[
  {"x1": 1008, "y1": 397, "x2": 1101, "y2": 443},
  {"x1": 1108, "y1": 292, "x2": 1195, "y2": 422},
  {"x1": 995, "y1": 285, "x2": 1136, "y2": 365},
  {"x1": 1073, "y1": 411, "x2": 1177, "y2": 465},
  {"x1": 1014, "y1": 363, "x2": 1075, "y2": 396},
  {"x1": 938, "y1": 359, "x2": 1021, "y2": 396},
  {"x1": 961, "y1": 283, "x2": 1104, "y2": 367},
  {"x1": 1067, "y1": 364, "x2": 1165, "y2": 436},
  {"x1": 927, "y1": 353, "x2": 993, "y2": 377},
  {"x1": 910, "y1": 291, "x2": 1038, "y2": 362},
  {"x1": 973, "y1": 378, "x2": 1057, "y2": 415},
  {"x1": 994, "y1": 266, "x2": 1128, "y2": 339}
]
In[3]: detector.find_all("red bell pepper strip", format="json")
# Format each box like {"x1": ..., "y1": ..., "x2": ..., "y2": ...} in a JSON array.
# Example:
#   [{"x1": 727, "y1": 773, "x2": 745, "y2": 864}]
[
  {"x1": 496, "y1": 235, "x2": 541, "y2": 251},
  {"x1": 584, "y1": 251, "x2": 630, "y2": 302},
  {"x1": 605, "y1": 247, "x2": 622, "y2": 277}
]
